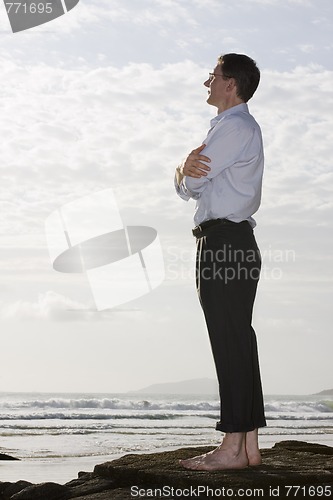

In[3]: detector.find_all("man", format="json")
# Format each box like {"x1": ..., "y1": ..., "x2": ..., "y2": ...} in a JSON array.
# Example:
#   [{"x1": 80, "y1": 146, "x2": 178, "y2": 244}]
[{"x1": 175, "y1": 53, "x2": 266, "y2": 470}]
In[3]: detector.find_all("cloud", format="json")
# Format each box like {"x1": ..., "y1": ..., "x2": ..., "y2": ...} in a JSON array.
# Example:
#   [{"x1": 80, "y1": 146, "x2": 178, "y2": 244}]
[
  {"x1": 0, "y1": 1, "x2": 331, "y2": 338},
  {"x1": 0, "y1": 55, "x2": 331, "y2": 336},
  {"x1": 298, "y1": 44, "x2": 315, "y2": 53},
  {"x1": 254, "y1": 64, "x2": 333, "y2": 225},
  {"x1": 0, "y1": 0, "x2": 200, "y2": 35},
  {"x1": 0, "y1": 56, "x2": 332, "y2": 240},
  {"x1": 1, "y1": 0, "x2": 330, "y2": 74},
  {"x1": 0, "y1": 0, "x2": 331, "y2": 395},
  {"x1": 242, "y1": 0, "x2": 312, "y2": 5},
  {"x1": 0, "y1": 291, "x2": 87, "y2": 320},
  {"x1": 0, "y1": 290, "x2": 147, "y2": 321},
  {"x1": 0, "y1": 58, "x2": 207, "y2": 238}
]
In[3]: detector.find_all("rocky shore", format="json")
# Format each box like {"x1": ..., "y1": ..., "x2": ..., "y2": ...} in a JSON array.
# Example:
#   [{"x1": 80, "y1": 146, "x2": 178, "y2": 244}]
[{"x1": 1, "y1": 441, "x2": 332, "y2": 499}]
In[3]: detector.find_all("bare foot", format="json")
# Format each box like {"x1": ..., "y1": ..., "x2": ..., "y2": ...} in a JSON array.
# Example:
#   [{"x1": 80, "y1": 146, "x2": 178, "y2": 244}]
[
  {"x1": 179, "y1": 433, "x2": 249, "y2": 471},
  {"x1": 246, "y1": 429, "x2": 262, "y2": 466},
  {"x1": 179, "y1": 447, "x2": 249, "y2": 471}
]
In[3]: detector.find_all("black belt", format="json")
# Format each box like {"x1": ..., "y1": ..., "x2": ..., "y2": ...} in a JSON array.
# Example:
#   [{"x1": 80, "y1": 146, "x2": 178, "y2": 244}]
[{"x1": 192, "y1": 218, "x2": 246, "y2": 237}]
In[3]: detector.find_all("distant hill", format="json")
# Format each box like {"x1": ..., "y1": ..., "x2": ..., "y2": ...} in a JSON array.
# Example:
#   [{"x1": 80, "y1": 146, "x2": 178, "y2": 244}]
[
  {"x1": 129, "y1": 378, "x2": 219, "y2": 395},
  {"x1": 314, "y1": 388, "x2": 333, "y2": 396},
  {"x1": 129, "y1": 381, "x2": 333, "y2": 397}
]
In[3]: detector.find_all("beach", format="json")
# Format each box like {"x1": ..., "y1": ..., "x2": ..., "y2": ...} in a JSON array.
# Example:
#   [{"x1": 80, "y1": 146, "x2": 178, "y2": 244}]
[{"x1": 1, "y1": 392, "x2": 332, "y2": 484}]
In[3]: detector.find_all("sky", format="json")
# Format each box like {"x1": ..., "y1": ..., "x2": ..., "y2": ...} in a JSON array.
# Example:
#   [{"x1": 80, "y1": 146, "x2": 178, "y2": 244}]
[{"x1": 0, "y1": 0, "x2": 332, "y2": 395}]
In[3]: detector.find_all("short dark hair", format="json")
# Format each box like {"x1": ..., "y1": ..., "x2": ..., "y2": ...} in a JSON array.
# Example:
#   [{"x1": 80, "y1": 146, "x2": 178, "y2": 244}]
[{"x1": 218, "y1": 53, "x2": 260, "y2": 102}]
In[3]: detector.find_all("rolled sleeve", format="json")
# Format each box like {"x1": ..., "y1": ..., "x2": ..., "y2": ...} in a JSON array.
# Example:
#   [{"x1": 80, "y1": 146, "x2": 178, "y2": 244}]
[
  {"x1": 183, "y1": 172, "x2": 210, "y2": 196},
  {"x1": 174, "y1": 173, "x2": 201, "y2": 201}
]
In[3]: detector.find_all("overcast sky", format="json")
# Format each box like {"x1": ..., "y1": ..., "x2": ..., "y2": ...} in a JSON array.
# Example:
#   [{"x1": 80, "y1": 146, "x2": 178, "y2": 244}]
[{"x1": 0, "y1": 0, "x2": 332, "y2": 395}]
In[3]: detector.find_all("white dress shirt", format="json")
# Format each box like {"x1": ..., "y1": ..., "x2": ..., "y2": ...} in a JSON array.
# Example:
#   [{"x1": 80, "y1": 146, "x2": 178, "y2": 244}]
[{"x1": 175, "y1": 103, "x2": 264, "y2": 228}]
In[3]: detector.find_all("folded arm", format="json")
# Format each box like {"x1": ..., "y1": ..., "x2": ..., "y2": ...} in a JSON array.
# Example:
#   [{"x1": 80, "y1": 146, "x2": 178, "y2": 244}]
[
  {"x1": 175, "y1": 144, "x2": 211, "y2": 200},
  {"x1": 181, "y1": 119, "x2": 254, "y2": 198}
]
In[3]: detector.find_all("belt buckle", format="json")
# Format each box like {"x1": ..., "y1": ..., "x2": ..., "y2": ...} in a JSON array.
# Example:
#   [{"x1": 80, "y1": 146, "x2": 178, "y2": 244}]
[{"x1": 192, "y1": 224, "x2": 202, "y2": 237}]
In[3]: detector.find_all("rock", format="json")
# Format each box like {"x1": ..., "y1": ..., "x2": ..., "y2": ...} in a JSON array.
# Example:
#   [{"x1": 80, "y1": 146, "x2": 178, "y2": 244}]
[
  {"x1": 77, "y1": 471, "x2": 95, "y2": 479},
  {"x1": 0, "y1": 481, "x2": 32, "y2": 499},
  {"x1": 94, "y1": 440, "x2": 333, "y2": 497},
  {"x1": 0, "y1": 454, "x2": 20, "y2": 461},
  {"x1": 273, "y1": 440, "x2": 333, "y2": 455},
  {"x1": 10, "y1": 482, "x2": 70, "y2": 500},
  {"x1": 65, "y1": 476, "x2": 114, "y2": 497},
  {"x1": 2, "y1": 441, "x2": 333, "y2": 500},
  {"x1": 0, "y1": 483, "x2": 11, "y2": 496},
  {"x1": 72, "y1": 490, "x2": 142, "y2": 500}
]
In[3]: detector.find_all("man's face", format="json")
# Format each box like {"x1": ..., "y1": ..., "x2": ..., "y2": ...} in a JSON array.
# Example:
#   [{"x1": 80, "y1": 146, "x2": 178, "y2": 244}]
[{"x1": 203, "y1": 63, "x2": 229, "y2": 109}]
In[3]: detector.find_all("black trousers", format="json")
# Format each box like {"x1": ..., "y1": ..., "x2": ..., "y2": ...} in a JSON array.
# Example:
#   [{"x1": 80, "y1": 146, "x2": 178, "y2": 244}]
[{"x1": 195, "y1": 220, "x2": 266, "y2": 433}]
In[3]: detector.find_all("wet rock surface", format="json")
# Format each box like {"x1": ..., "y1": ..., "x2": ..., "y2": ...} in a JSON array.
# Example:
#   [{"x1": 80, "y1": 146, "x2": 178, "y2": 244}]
[
  {"x1": 0, "y1": 441, "x2": 332, "y2": 499},
  {"x1": 0, "y1": 455, "x2": 20, "y2": 462}
]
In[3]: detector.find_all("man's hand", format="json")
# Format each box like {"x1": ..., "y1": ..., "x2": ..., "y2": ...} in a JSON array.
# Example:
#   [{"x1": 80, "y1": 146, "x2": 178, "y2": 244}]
[{"x1": 180, "y1": 144, "x2": 211, "y2": 178}]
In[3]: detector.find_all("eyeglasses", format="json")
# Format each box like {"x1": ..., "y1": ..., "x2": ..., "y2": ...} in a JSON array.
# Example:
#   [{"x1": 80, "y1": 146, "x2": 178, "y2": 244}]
[{"x1": 208, "y1": 72, "x2": 232, "y2": 81}]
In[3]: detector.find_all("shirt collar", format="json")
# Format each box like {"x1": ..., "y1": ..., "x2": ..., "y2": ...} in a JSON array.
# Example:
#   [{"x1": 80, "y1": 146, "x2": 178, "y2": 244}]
[{"x1": 210, "y1": 102, "x2": 249, "y2": 129}]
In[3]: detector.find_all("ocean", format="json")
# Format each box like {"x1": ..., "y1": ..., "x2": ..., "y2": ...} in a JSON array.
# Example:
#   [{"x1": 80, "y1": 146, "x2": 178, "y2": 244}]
[{"x1": 0, "y1": 392, "x2": 332, "y2": 484}]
